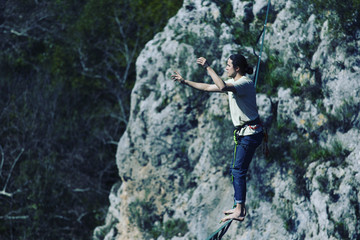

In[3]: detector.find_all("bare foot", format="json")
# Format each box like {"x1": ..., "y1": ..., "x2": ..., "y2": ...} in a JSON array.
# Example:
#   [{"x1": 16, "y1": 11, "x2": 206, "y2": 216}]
[
  {"x1": 223, "y1": 208, "x2": 235, "y2": 215},
  {"x1": 221, "y1": 207, "x2": 246, "y2": 222},
  {"x1": 220, "y1": 211, "x2": 244, "y2": 222}
]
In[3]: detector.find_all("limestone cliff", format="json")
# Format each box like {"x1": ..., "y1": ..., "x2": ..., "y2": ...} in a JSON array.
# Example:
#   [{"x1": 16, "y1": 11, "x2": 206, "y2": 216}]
[{"x1": 94, "y1": 0, "x2": 360, "y2": 239}]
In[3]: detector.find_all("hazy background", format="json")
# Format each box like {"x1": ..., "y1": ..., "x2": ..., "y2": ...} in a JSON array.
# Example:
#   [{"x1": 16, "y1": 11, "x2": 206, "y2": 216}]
[{"x1": 0, "y1": 0, "x2": 183, "y2": 239}]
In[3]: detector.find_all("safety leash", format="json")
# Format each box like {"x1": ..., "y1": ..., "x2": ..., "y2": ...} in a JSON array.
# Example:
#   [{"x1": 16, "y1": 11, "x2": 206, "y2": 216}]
[
  {"x1": 254, "y1": 0, "x2": 271, "y2": 88},
  {"x1": 263, "y1": 127, "x2": 269, "y2": 158}
]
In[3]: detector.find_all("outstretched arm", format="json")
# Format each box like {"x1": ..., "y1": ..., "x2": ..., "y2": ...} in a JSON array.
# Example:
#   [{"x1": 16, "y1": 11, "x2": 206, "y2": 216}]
[{"x1": 171, "y1": 71, "x2": 221, "y2": 92}]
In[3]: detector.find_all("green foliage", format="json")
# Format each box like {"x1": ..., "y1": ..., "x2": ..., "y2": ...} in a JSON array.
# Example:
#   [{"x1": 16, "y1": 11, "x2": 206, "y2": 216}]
[
  {"x1": 213, "y1": 0, "x2": 235, "y2": 24},
  {"x1": 162, "y1": 218, "x2": 188, "y2": 239},
  {"x1": 0, "y1": 0, "x2": 183, "y2": 239},
  {"x1": 231, "y1": 20, "x2": 259, "y2": 47},
  {"x1": 316, "y1": 175, "x2": 329, "y2": 193},
  {"x1": 257, "y1": 52, "x2": 295, "y2": 96},
  {"x1": 178, "y1": 31, "x2": 222, "y2": 63},
  {"x1": 256, "y1": 48, "x2": 323, "y2": 103},
  {"x1": 129, "y1": 199, "x2": 188, "y2": 239},
  {"x1": 324, "y1": 97, "x2": 360, "y2": 133},
  {"x1": 278, "y1": 200, "x2": 296, "y2": 233},
  {"x1": 294, "y1": 83, "x2": 323, "y2": 104},
  {"x1": 334, "y1": 222, "x2": 350, "y2": 240},
  {"x1": 267, "y1": 119, "x2": 350, "y2": 198},
  {"x1": 269, "y1": 118, "x2": 351, "y2": 232},
  {"x1": 129, "y1": 199, "x2": 161, "y2": 234},
  {"x1": 308, "y1": 140, "x2": 350, "y2": 169},
  {"x1": 294, "y1": 0, "x2": 360, "y2": 40},
  {"x1": 74, "y1": 0, "x2": 183, "y2": 68}
]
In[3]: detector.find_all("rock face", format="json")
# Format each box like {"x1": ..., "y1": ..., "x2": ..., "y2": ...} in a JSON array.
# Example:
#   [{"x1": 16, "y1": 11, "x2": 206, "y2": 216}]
[{"x1": 94, "y1": 0, "x2": 360, "y2": 239}]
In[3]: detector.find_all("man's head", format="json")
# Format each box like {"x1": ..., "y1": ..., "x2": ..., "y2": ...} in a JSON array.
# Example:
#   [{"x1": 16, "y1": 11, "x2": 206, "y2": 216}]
[{"x1": 226, "y1": 54, "x2": 253, "y2": 78}]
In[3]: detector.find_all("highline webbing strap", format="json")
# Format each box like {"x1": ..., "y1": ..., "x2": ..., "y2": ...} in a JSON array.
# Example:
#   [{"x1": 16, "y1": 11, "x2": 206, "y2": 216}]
[{"x1": 254, "y1": 0, "x2": 271, "y2": 88}]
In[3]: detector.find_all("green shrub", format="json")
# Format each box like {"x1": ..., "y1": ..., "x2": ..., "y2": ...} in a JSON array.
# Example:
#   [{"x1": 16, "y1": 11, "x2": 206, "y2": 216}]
[
  {"x1": 316, "y1": 175, "x2": 329, "y2": 193},
  {"x1": 293, "y1": 0, "x2": 360, "y2": 40},
  {"x1": 325, "y1": 97, "x2": 360, "y2": 133},
  {"x1": 231, "y1": 20, "x2": 259, "y2": 47},
  {"x1": 129, "y1": 199, "x2": 161, "y2": 235},
  {"x1": 213, "y1": 0, "x2": 235, "y2": 25},
  {"x1": 129, "y1": 199, "x2": 189, "y2": 239},
  {"x1": 163, "y1": 218, "x2": 188, "y2": 239},
  {"x1": 257, "y1": 52, "x2": 295, "y2": 97},
  {"x1": 334, "y1": 221, "x2": 350, "y2": 240},
  {"x1": 277, "y1": 199, "x2": 296, "y2": 233},
  {"x1": 267, "y1": 117, "x2": 350, "y2": 198},
  {"x1": 0, "y1": 1, "x2": 183, "y2": 238}
]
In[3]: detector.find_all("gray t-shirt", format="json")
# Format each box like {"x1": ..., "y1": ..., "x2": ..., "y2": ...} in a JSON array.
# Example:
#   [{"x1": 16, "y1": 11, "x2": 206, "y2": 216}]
[{"x1": 226, "y1": 76, "x2": 262, "y2": 135}]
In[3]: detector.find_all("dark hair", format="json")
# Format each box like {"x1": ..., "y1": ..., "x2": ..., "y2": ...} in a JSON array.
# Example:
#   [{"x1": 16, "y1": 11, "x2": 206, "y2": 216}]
[{"x1": 229, "y1": 54, "x2": 253, "y2": 75}]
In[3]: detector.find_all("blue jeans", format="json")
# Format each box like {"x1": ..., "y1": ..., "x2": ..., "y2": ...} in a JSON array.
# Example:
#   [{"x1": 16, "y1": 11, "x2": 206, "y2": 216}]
[{"x1": 231, "y1": 131, "x2": 263, "y2": 204}]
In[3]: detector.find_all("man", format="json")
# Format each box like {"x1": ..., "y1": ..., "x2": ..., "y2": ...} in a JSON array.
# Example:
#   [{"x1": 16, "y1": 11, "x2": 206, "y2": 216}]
[{"x1": 171, "y1": 54, "x2": 263, "y2": 222}]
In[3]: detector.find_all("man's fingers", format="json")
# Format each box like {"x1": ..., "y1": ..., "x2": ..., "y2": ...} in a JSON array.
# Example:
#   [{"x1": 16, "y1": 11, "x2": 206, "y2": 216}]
[
  {"x1": 197, "y1": 57, "x2": 207, "y2": 66},
  {"x1": 171, "y1": 71, "x2": 183, "y2": 82},
  {"x1": 171, "y1": 71, "x2": 179, "y2": 78}
]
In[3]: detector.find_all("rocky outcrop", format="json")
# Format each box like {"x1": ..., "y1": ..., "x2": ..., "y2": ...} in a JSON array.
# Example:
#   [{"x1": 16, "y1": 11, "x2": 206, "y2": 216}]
[{"x1": 94, "y1": 0, "x2": 360, "y2": 239}]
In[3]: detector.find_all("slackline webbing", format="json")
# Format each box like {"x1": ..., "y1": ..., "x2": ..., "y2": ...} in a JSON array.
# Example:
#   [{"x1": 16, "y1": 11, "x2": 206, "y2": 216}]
[{"x1": 206, "y1": 220, "x2": 233, "y2": 240}]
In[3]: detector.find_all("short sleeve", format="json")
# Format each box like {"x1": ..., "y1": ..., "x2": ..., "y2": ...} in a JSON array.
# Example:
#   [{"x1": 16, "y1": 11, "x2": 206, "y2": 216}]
[{"x1": 232, "y1": 79, "x2": 252, "y2": 96}]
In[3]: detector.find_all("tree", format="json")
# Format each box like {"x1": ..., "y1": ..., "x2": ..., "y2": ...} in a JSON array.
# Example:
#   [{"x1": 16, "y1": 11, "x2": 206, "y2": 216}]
[{"x1": 0, "y1": 0, "x2": 182, "y2": 239}]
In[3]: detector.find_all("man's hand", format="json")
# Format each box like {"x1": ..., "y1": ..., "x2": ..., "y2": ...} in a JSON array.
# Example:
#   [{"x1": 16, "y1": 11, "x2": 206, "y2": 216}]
[
  {"x1": 171, "y1": 71, "x2": 185, "y2": 84},
  {"x1": 197, "y1": 57, "x2": 210, "y2": 69}
]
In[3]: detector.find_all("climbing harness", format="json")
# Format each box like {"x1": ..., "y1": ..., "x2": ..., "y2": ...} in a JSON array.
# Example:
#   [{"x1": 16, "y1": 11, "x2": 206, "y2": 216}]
[
  {"x1": 206, "y1": 220, "x2": 233, "y2": 240},
  {"x1": 254, "y1": 0, "x2": 271, "y2": 88}
]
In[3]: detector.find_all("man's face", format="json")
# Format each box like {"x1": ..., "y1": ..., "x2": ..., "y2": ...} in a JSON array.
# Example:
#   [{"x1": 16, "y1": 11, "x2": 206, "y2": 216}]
[{"x1": 226, "y1": 58, "x2": 236, "y2": 78}]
